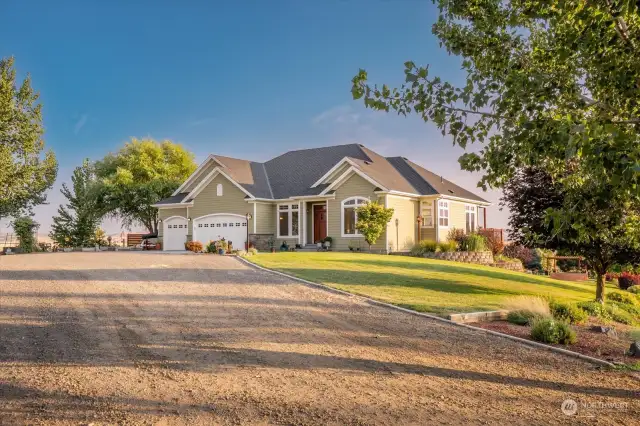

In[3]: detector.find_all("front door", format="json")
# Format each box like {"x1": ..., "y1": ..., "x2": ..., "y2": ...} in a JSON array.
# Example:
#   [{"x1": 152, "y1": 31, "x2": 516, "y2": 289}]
[{"x1": 313, "y1": 204, "x2": 327, "y2": 243}]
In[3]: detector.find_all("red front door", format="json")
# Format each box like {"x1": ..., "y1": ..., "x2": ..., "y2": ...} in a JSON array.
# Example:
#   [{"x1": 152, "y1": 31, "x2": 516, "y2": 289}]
[{"x1": 313, "y1": 205, "x2": 327, "y2": 243}]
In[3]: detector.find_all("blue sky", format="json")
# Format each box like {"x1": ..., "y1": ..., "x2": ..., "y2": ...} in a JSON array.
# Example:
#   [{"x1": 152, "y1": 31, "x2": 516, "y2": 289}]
[{"x1": 1, "y1": 0, "x2": 508, "y2": 235}]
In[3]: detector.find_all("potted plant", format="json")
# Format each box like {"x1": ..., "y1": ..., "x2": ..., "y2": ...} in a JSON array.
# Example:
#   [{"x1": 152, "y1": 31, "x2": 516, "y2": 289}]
[
  {"x1": 280, "y1": 241, "x2": 289, "y2": 251},
  {"x1": 216, "y1": 238, "x2": 228, "y2": 255},
  {"x1": 322, "y1": 236, "x2": 332, "y2": 251},
  {"x1": 348, "y1": 241, "x2": 355, "y2": 252},
  {"x1": 267, "y1": 236, "x2": 276, "y2": 253}
]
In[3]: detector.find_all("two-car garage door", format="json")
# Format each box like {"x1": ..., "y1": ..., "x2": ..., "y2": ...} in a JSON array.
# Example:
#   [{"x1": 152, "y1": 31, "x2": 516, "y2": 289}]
[
  {"x1": 163, "y1": 214, "x2": 248, "y2": 251},
  {"x1": 193, "y1": 214, "x2": 248, "y2": 248}
]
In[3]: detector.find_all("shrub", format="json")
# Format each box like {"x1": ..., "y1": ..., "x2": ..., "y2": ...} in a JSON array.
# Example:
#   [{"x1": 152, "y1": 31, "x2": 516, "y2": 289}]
[
  {"x1": 608, "y1": 292, "x2": 638, "y2": 306},
  {"x1": 577, "y1": 301, "x2": 612, "y2": 321},
  {"x1": 618, "y1": 272, "x2": 640, "y2": 290},
  {"x1": 185, "y1": 241, "x2": 203, "y2": 252},
  {"x1": 478, "y1": 229, "x2": 505, "y2": 255},
  {"x1": 459, "y1": 233, "x2": 487, "y2": 252},
  {"x1": 605, "y1": 304, "x2": 637, "y2": 325},
  {"x1": 447, "y1": 228, "x2": 466, "y2": 247},
  {"x1": 531, "y1": 318, "x2": 577, "y2": 345},
  {"x1": 410, "y1": 239, "x2": 439, "y2": 256},
  {"x1": 12, "y1": 216, "x2": 38, "y2": 253},
  {"x1": 507, "y1": 310, "x2": 542, "y2": 326},
  {"x1": 549, "y1": 301, "x2": 588, "y2": 325},
  {"x1": 248, "y1": 247, "x2": 258, "y2": 255},
  {"x1": 438, "y1": 240, "x2": 458, "y2": 252},
  {"x1": 627, "y1": 285, "x2": 640, "y2": 295},
  {"x1": 529, "y1": 248, "x2": 555, "y2": 272},
  {"x1": 206, "y1": 241, "x2": 216, "y2": 253},
  {"x1": 502, "y1": 244, "x2": 535, "y2": 267}
]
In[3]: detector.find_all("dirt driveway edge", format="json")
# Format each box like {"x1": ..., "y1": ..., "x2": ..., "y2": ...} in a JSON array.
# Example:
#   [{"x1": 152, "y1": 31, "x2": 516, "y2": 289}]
[{"x1": 237, "y1": 255, "x2": 620, "y2": 369}]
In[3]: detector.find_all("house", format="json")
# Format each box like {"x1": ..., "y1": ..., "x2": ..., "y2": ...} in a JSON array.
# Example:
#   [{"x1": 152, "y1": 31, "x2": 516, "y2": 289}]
[{"x1": 152, "y1": 144, "x2": 490, "y2": 252}]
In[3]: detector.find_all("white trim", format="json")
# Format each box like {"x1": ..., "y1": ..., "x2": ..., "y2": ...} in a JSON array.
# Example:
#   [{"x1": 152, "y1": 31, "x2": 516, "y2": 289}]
[
  {"x1": 186, "y1": 167, "x2": 254, "y2": 200},
  {"x1": 438, "y1": 194, "x2": 490, "y2": 206},
  {"x1": 319, "y1": 167, "x2": 388, "y2": 196},
  {"x1": 465, "y1": 204, "x2": 477, "y2": 233},
  {"x1": 384, "y1": 194, "x2": 389, "y2": 253},
  {"x1": 325, "y1": 199, "x2": 329, "y2": 237},
  {"x1": 340, "y1": 196, "x2": 369, "y2": 238},
  {"x1": 276, "y1": 202, "x2": 300, "y2": 239},
  {"x1": 253, "y1": 203, "x2": 257, "y2": 234},
  {"x1": 172, "y1": 154, "x2": 226, "y2": 196},
  {"x1": 310, "y1": 157, "x2": 360, "y2": 188},
  {"x1": 298, "y1": 201, "x2": 302, "y2": 246},
  {"x1": 153, "y1": 202, "x2": 194, "y2": 208},
  {"x1": 216, "y1": 183, "x2": 223, "y2": 196},
  {"x1": 162, "y1": 215, "x2": 188, "y2": 222},
  {"x1": 290, "y1": 194, "x2": 336, "y2": 200},
  {"x1": 374, "y1": 190, "x2": 421, "y2": 199},
  {"x1": 438, "y1": 199, "x2": 450, "y2": 228},
  {"x1": 192, "y1": 213, "x2": 247, "y2": 221}
]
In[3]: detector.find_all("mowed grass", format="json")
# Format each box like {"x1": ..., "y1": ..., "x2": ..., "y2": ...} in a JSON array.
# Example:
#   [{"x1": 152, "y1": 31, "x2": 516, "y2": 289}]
[{"x1": 249, "y1": 252, "x2": 611, "y2": 316}]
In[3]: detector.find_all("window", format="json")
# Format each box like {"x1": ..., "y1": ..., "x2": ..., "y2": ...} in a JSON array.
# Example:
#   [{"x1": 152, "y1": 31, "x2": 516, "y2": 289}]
[
  {"x1": 438, "y1": 200, "x2": 449, "y2": 227},
  {"x1": 465, "y1": 205, "x2": 476, "y2": 233},
  {"x1": 216, "y1": 183, "x2": 223, "y2": 196},
  {"x1": 278, "y1": 204, "x2": 299, "y2": 237},
  {"x1": 342, "y1": 197, "x2": 368, "y2": 236},
  {"x1": 421, "y1": 201, "x2": 434, "y2": 227}
]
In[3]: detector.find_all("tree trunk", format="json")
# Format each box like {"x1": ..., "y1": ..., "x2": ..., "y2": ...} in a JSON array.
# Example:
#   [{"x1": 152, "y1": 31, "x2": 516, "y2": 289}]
[{"x1": 595, "y1": 272, "x2": 606, "y2": 304}]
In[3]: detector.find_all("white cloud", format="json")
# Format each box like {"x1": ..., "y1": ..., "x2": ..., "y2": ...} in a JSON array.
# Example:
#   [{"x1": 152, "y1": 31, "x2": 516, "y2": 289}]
[
  {"x1": 74, "y1": 114, "x2": 88, "y2": 134},
  {"x1": 312, "y1": 105, "x2": 360, "y2": 125}
]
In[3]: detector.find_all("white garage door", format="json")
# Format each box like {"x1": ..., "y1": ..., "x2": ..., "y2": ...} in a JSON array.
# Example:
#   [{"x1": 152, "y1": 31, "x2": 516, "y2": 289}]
[
  {"x1": 163, "y1": 216, "x2": 188, "y2": 251},
  {"x1": 193, "y1": 214, "x2": 248, "y2": 248}
]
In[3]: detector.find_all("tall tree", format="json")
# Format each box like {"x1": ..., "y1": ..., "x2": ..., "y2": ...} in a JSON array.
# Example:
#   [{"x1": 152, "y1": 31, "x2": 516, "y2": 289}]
[
  {"x1": 0, "y1": 57, "x2": 57, "y2": 219},
  {"x1": 50, "y1": 160, "x2": 101, "y2": 248},
  {"x1": 351, "y1": 1, "x2": 640, "y2": 302},
  {"x1": 94, "y1": 138, "x2": 196, "y2": 234}
]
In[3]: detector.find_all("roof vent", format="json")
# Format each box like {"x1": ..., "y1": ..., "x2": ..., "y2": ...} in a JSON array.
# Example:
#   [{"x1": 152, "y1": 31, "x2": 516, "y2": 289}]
[
  {"x1": 448, "y1": 189, "x2": 455, "y2": 194},
  {"x1": 440, "y1": 176, "x2": 443, "y2": 183},
  {"x1": 364, "y1": 161, "x2": 371, "y2": 165},
  {"x1": 402, "y1": 157, "x2": 408, "y2": 161}
]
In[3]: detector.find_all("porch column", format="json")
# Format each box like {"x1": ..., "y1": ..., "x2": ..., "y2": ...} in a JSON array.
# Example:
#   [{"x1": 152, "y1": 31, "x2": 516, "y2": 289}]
[{"x1": 325, "y1": 199, "x2": 329, "y2": 237}]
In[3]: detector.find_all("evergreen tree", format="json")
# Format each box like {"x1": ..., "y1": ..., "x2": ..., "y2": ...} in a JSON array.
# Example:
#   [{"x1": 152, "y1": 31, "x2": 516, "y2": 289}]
[{"x1": 50, "y1": 160, "x2": 101, "y2": 248}]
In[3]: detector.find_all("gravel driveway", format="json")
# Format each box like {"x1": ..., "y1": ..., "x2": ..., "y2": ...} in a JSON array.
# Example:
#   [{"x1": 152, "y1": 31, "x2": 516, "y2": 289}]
[{"x1": 0, "y1": 252, "x2": 637, "y2": 425}]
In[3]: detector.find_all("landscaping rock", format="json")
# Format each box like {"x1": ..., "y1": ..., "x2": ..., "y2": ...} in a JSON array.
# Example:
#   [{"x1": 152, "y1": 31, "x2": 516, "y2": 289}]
[
  {"x1": 590, "y1": 325, "x2": 618, "y2": 338},
  {"x1": 629, "y1": 341, "x2": 640, "y2": 358}
]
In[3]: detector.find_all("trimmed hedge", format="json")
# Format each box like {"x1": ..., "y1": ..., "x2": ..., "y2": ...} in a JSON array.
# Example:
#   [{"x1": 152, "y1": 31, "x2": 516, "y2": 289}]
[{"x1": 531, "y1": 318, "x2": 577, "y2": 345}]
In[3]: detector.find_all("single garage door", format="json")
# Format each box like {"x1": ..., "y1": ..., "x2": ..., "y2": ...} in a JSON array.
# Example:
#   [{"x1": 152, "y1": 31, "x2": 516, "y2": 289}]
[
  {"x1": 193, "y1": 214, "x2": 248, "y2": 248},
  {"x1": 163, "y1": 216, "x2": 188, "y2": 251}
]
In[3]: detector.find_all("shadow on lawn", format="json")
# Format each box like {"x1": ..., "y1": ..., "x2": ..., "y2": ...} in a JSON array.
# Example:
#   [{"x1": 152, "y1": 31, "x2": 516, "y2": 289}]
[
  {"x1": 278, "y1": 268, "x2": 525, "y2": 297},
  {"x1": 330, "y1": 258, "x2": 596, "y2": 295}
]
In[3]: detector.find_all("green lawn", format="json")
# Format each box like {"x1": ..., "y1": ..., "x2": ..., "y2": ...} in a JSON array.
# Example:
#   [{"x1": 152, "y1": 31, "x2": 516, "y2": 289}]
[{"x1": 248, "y1": 252, "x2": 610, "y2": 316}]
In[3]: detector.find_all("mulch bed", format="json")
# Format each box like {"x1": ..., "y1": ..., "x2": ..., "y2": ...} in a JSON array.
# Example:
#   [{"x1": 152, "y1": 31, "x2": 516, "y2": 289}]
[{"x1": 473, "y1": 318, "x2": 638, "y2": 365}]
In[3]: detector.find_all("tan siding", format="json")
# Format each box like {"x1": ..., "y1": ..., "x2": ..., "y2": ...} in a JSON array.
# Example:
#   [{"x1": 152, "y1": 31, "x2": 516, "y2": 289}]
[
  {"x1": 327, "y1": 173, "x2": 386, "y2": 251},
  {"x1": 420, "y1": 227, "x2": 437, "y2": 242},
  {"x1": 438, "y1": 200, "x2": 480, "y2": 241},
  {"x1": 158, "y1": 208, "x2": 188, "y2": 238},
  {"x1": 255, "y1": 203, "x2": 276, "y2": 234},
  {"x1": 189, "y1": 174, "x2": 253, "y2": 235},
  {"x1": 386, "y1": 195, "x2": 419, "y2": 252},
  {"x1": 183, "y1": 162, "x2": 216, "y2": 193}
]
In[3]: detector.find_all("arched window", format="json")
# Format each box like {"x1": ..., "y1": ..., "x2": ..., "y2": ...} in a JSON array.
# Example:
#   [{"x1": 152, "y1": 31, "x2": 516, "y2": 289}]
[
  {"x1": 341, "y1": 197, "x2": 368, "y2": 237},
  {"x1": 216, "y1": 183, "x2": 223, "y2": 196}
]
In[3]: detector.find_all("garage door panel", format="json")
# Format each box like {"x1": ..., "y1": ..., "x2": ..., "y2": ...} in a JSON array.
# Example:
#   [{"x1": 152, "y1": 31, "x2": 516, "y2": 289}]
[
  {"x1": 193, "y1": 215, "x2": 247, "y2": 247},
  {"x1": 163, "y1": 217, "x2": 188, "y2": 251}
]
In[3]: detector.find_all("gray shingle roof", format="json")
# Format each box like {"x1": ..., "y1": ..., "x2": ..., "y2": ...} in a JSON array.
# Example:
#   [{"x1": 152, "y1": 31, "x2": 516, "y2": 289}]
[
  {"x1": 155, "y1": 144, "x2": 489, "y2": 205},
  {"x1": 155, "y1": 192, "x2": 189, "y2": 205}
]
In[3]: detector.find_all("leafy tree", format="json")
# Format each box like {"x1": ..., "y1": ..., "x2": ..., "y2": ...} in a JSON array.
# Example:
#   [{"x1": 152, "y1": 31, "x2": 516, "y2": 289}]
[
  {"x1": 50, "y1": 160, "x2": 101, "y2": 248},
  {"x1": 94, "y1": 138, "x2": 196, "y2": 234},
  {"x1": 351, "y1": 1, "x2": 640, "y2": 302},
  {"x1": 356, "y1": 202, "x2": 394, "y2": 251},
  {"x1": 94, "y1": 228, "x2": 108, "y2": 247},
  {"x1": 0, "y1": 57, "x2": 57, "y2": 220},
  {"x1": 12, "y1": 216, "x2": 38, "y2": 253},
  {"x1": 500, "y1": 167, "x2": 564, "y2": 247}
]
